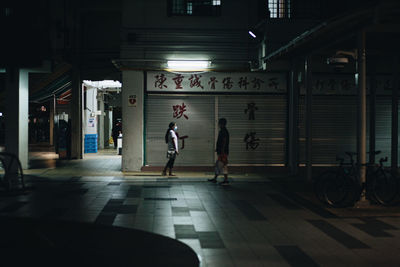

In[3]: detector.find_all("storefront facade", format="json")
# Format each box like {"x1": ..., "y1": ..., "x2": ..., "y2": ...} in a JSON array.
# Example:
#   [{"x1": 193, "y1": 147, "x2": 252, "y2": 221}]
[
  {"x1": 122, "y1": 70, "x2": 287, "y2": 171},
  {"x1": 298, "y1": 73, "x2": 396, "y2": 165}
]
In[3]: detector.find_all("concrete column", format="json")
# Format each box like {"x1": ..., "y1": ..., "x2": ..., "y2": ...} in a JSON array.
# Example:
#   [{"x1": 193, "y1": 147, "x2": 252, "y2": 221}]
[
  {"x1": 5, "y1": 68, "x2": 29, "y2": 169},
  {"x1": 122, "y1": 70, "x2": 144, "y2": 171},
  {"x1": 391, "y1": 56, "x2": 399, "y2": 172},
  {"x1": 305, "y1": 57, "x2": 313, "y2": 181},
  {"x1": 288, "y1": 61, "x2": 299, "y2": 176},
  {"x1": 70, "y1": 66, "x2": 83, "y2": 159},
  {"x1": 356, "y1": 30, "x2": 367, "y2": 201},
  {"x1": 98, "y1": 94, "x2": 105, "y2": 150},
  {"x1": 369, "y1": 73, "x2": 376, "y2": 164}
]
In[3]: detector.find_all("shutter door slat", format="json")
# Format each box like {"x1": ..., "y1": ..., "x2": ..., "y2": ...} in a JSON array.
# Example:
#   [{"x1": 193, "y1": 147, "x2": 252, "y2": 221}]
[
  {"x1": 218, "y1": 95, "x2": 286, "y2": 164},
  {"x1": 145, "y1": 95, "x2": 214, "y2": 166}
]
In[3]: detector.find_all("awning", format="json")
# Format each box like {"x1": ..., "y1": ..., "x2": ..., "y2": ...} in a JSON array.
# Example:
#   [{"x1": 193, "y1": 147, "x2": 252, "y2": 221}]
[
  {"x1": 263, "y1": 0, "x2": 400, "y2": 63},
  {"x1": 30, "y1": 63, "x2": 72, "y2": 103}
]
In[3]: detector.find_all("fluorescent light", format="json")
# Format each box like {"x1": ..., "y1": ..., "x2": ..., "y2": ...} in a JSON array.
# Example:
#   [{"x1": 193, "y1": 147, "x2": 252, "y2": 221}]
[
  {"x1": 83, "y1": 80, "x2": 122, "y2": 89},
  {"x1": 167, "y1": 60, "x2": 210, "y2": 71},
  {"x1": 249, "y1": 31, "x2": 256, "y2": 38}
]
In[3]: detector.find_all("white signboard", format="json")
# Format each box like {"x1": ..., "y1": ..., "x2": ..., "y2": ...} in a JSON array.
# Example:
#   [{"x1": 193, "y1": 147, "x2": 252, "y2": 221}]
[{"x1": 147, "y1": 71, "x2": 287, "y2": 93}]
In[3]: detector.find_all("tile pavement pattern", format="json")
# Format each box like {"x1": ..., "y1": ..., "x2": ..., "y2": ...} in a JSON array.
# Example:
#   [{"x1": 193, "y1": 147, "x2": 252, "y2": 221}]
[{"x1": 1, "y1": 176, "x2": 400, "y2": 267}]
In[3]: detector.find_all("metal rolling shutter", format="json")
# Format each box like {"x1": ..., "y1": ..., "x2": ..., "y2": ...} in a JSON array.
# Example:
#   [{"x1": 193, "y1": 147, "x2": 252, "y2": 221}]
[
  {"x1": 218, "y1": 95, "x2": 287, "y2": 165},
  {"x1": 145, "y1": 95, "x2": 214, "y2": 166},
  {"x1": 299, "y1": 96, "x2": 358, "y2": 164},
  {"x1": 374, "y1": 97, "x2": 400, "y2": 164}
]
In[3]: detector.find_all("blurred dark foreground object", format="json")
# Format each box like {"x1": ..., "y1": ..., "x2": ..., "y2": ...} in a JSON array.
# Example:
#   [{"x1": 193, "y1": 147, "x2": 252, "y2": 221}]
[{"x1": 0, "y1": 216, "x2": 200, "y2": 267}]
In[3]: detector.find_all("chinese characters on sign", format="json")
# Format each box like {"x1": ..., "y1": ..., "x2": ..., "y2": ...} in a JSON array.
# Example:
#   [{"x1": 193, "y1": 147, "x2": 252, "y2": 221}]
[
  {"x1": 189, "y1": 74, "x2": 204, "y2": 89},
  {"x1": 223, "y1": 77, "x2": 233, "y2": 89},
  {"x1": 172, "y1": 74, "x2": 184, "y2": 89},
  {"x1": 301, "y1": 75, "x2": 358, "y2": 95},
  {"x1": 149, "y1": 72, "x2": 286, "y2": 92},
  {"x1": 154, "y1": 74, "x2": 167, "y2": 89},
  {"x1": 251, "y1": 78, "x2": 264, "y2": 90},
  {"x1": 172, "y1": 103, "x2": 189, "y2": 120},
  {"x1": 208, "y1": 77, "x2": 218, "y2": 89}
]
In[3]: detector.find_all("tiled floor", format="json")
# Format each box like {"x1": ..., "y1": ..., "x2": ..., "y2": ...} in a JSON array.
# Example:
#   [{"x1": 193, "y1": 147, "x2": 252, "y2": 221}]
[{"x1": 1, "y1": 150, "x2": 400, "y2": 266}]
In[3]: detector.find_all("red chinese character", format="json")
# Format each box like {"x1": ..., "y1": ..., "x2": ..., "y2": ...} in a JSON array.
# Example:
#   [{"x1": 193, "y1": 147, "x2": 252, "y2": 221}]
[
  {"x1": 173, "y1": 103, "x2": 189, "y2": 120},
  {"x1": 238, "y1": 77, "x2": 249, "y2": 89},
  {"x1": 222, "y1": 77, "x2": 233, "y2": 89},
  {"x1": 208, "y1": 77, "x2": 218, "y2": 90},
  {"x1": 154, "y1": 74, "x2": 167, "y2": 89},
  {"x1": 189, "y1": 74, "x2": 204, "y2": 89},
  {"x1": 251, "y1": 78, "x2": 264, "y2": 90},
  {"x1": 173, "y1": 74, "x2": 184, "y2": 89}
]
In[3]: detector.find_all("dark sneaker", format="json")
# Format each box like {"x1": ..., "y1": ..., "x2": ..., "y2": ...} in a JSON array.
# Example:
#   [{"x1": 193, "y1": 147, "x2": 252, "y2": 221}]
[
  {"x1": 219, "y1": 181, "x2": 229, "y2": 186},
  {"x1": 208, "y1": 178, "x2": 217, "y2": 183}
]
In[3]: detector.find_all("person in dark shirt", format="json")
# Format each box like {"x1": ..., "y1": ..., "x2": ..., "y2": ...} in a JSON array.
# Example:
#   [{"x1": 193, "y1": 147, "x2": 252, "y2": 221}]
[
  {"x1": 112, "y1": 122, "x2": 122, "y2": 149},
  {"x1": 209, "y1": 118, "x2": 230, "y2": 185}
]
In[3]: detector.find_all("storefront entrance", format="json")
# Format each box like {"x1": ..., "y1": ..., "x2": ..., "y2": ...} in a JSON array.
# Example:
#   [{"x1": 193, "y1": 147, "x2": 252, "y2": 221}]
[{"x1": 145, "y1": 94, "x2": 287, "y2": 166}]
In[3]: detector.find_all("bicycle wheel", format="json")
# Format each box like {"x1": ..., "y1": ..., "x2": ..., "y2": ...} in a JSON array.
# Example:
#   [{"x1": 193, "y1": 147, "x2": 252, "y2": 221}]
[
  {"x1": 0, "y1": 154, "x2": 25, "y2": 191},
  {"x1": 313, "y1": 171, "x2": 336, "y2": 204},
  {"x1": 371, "y1": 170, "x2": 399, "y2": 206},
  {"x1": 323, "y1": 174, "x2": 358, "y2": 208},
  {"x1": 0, "y1": 158, "x2": 11, "y2": 190}
]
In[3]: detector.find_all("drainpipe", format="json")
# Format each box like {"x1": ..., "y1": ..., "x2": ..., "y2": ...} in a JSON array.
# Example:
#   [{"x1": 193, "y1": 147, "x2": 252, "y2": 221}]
[
  {"x1": 305, "y1": 56, "x2": 313, "y2": 181},
  {"x1": 356, "y1": 30, "x2": 367, "y2": 202}
]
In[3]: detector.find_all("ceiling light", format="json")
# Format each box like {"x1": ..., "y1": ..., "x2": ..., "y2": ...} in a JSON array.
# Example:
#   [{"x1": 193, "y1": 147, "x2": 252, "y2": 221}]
[
  {"x1": 167, "y1": 60, "x2": 210, "y2": 71},
  {"x1": 249, "y1": 31, "x2": 256, "y2": 38}
]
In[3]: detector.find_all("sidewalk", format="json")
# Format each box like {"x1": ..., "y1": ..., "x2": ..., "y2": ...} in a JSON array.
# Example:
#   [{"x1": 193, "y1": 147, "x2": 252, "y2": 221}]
[
  {"x1": 25, "y1": 147, "x2": 400, "y2": 218},
  {"x1": 270, "y1": 177, "x2": 400, "y2": 218},
  {"x1": 2, "y1": 149, "x2": 400, "y2": 266}
]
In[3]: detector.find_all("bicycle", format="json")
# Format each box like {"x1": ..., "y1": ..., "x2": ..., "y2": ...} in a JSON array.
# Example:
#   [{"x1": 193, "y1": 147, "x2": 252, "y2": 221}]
[
  {"x1": 0, "y1": 152, "x2": 25, "y2": 191},
  {"x1": 368, "y1": 156, "x2": 399, "y2": 206},
  {"x1": 314, "y1": 152, "x2": 360, "y2": 208},
  {"x1": 314, "y1": 151, "x2": 399, "y2": 207}
]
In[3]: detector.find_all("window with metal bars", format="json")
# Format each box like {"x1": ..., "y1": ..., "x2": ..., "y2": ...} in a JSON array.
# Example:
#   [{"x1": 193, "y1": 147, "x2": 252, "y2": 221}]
[
  {"x1": 168, "y1": 0, "x2": 221, "y2": 16},
  {"x1": 268, "y1": 0, "x2": 291, "y2": 18}
]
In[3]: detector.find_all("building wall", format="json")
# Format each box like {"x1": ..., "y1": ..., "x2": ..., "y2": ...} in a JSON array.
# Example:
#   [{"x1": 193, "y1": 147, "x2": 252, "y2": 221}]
[
  {"x1": 121, "y1": 0, "x2": 264, "y2": 67},
  {"x1": 84, "y1": 88, "x2": 98, "y2": 135}
]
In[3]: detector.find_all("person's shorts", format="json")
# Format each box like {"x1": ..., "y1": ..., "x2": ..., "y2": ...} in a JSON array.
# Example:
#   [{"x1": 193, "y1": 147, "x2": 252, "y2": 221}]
[
  {"x1": 167, "y1": 150, "x2": 176, "y2": 159},
  {"x1": 215, "y1": 160, "x2": 228, "y2": 175}
]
